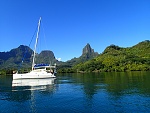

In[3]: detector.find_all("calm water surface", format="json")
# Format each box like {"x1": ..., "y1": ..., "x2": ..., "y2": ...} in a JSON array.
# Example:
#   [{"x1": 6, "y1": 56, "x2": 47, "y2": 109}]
[{"x1": 0, "y1": 71, "x2": 150, "y2": 113}]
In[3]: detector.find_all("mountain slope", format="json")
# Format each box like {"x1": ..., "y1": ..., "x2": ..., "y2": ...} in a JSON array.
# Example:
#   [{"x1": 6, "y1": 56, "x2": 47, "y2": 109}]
[
  {"x1": 0, "y1": 40, "x2": 149, "y2": 73},
  {"x1": 73, "y1": 40, "x2": 150, "y2": 72},
  {"x1": 65, "y1": 43, "x2": 99, "y2": 66},
  {"x1": 36, "y1": 50, "x2": 57, "y2": 64},
  {"x1": 0, "y1": 45, "x2": 58, "y2": 69},
  {"x1": 0, "y1": 45, "x2": 33, "y2": 69}
]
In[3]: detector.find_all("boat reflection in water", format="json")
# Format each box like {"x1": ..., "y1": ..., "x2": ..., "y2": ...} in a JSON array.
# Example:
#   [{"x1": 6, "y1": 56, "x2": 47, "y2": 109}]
[
  {"x1": 11, "y1": 78, "x2": 57, "y2": 112},
  {"x1": 12, "y1": 78, "x2": 56, "y2": 91}
]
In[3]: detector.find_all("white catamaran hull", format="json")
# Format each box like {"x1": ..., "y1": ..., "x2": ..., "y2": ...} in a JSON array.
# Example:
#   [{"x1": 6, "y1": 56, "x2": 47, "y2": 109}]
[
  {"x1": 12, "y1": 78, "x2": 55, "y2": 87},
  {"x1": 13, "y1": 71, "x2": 56, "y2": 79}
]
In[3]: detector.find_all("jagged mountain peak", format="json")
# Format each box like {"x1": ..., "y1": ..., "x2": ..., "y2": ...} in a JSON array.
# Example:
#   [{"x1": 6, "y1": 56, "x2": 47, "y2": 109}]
[
  {"x1": 82, "y1": 43, "x2": 94, "y2": 55},
  {"x1": 66, "y1": 43, "x2": 99, "y2": 66}
]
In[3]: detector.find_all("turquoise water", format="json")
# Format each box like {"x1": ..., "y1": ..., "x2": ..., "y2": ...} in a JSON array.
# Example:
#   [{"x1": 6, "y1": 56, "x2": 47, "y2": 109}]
[{"x1": 0, "y1": 71, "x2": 150, "y2": 113}]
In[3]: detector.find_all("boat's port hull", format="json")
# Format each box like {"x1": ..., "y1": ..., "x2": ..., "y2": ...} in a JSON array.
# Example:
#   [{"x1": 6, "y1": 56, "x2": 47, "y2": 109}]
[{"x1": 13, "y1": 73, "x2": 56, "y2": 79}]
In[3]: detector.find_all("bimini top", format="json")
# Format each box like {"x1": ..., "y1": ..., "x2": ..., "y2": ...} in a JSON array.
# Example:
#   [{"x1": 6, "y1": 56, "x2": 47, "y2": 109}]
[{"x1": 34, "y1": 64, "x2": 50, "y2": 68}]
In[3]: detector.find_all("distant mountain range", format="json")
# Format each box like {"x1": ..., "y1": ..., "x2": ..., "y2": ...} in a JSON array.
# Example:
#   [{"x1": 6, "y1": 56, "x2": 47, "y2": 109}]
[
  {"x1": 0, "y1": 43, "x2": 98, "y2": 69},
  {"x1": 0, "y1": 40, "x2": 150, "y2": 72},
  {"x1": 63, "y1": 43, "x2": 99, "y2": 67},
  {"x1": 72, "y1": 40, "x2": 150, "y2": 72},
  {"x1": 0, "y1": 45, "x2": 32, "y2": 69},
  {"x1": 0, "y1": 45, "x2": 58, "y2": 69}
]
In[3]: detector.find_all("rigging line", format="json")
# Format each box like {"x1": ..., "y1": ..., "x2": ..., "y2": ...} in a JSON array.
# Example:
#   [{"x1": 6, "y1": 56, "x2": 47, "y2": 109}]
[
  {"x1": 41, "y1": 21, "x2": 52, "y2": 65},
  {"x1": 18, "y1": 26, "x2": 38, "y2": 71},
  {"x1": 41, "y1": 21, "x2": 48, "y2": 49},
  {"x1": 29, "y1": 26, "x2": 38, "y2": 47},
  {"x1": 21, "y1": 26, "x2": 38, "y2": 62}
]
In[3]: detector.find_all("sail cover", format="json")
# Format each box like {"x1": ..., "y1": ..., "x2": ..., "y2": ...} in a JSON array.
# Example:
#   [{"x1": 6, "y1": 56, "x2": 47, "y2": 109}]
[{"x1": 34, "y1": 64, "x2": 50, "y2": 68}]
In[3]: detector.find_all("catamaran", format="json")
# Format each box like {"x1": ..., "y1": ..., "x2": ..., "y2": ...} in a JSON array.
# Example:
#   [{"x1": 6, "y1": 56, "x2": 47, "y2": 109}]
[{"x1": 13, "y1": 17, "x2": 56, "y2": 79}]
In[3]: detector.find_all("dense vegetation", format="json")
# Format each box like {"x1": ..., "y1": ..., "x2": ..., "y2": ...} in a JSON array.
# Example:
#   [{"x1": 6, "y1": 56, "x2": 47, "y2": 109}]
[
  {"x1": 0, "y1": 45, "x2": 58, "y2": 75},
  {"x1": 0, "y1": 45, "x2": 33, "y2": 70},
  {"x1": 0, "y1": 40, "x2": 150, "y2": 75},
  {"x1": 61, "y1": 43, "x2": 99, "y2": 67},
  {"x1": 58, "y1": 40, "x2": 150, "y2": 73}
]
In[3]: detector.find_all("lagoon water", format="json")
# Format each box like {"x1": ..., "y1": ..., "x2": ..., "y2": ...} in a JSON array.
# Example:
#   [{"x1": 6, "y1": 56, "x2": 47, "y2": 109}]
[{"x1": 0, "y1": 71, "x2": 150, "y2": 113}]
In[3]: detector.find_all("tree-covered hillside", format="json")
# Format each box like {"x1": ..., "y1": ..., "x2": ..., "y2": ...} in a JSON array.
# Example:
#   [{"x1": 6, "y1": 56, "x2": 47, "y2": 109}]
[
  {"x1": 0, "y1": 40, "x2": 150, "y2": 74},
  {"x1": 57, "y1": 43, "x2": 99, "y2": 72},
  {"x1": 64, "y1": 43, "x2": 99, "y2": 67},
  {"x1": 0, "y1": 45, "x2": 33, "y2": 69},
  {"x1": 0, "y1": 45, "x2": 58, "y2": 71},
  {"x1": 59, "y1": 40, "x2": 150, "y2": 73}
]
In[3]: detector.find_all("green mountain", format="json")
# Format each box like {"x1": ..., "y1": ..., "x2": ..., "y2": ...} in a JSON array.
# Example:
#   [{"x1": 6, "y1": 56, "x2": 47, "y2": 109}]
[
  {"x1": 0, "y1": 40, "x2": 150, "y2": 73},
  {"x1": 68, "y1": 43, "x2": 98, "y2": 65},
  {"x1": 36, "y1": 50, "x2": 57, "y2": 64},
  {"x1": 73, "y1": 40, "x2": 150, "y2": 72},
  {"x1": 0, "y1": 45, "x2": 33, "y2": 69},
  {"x1": 0, "y1": 45, "x2": 58, "y2": 70},
  {"x1": 60, "y1": 43, "x2": 99, "y2": 67},
  {"x1": 57, "y1": 43, "x2": 99, "y2": 73}
]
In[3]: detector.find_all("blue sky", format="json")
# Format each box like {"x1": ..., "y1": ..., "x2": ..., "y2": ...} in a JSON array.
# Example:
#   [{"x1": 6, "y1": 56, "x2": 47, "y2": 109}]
[{"x1": 0, "y1": 0, "x2": 150, "y2": 61}]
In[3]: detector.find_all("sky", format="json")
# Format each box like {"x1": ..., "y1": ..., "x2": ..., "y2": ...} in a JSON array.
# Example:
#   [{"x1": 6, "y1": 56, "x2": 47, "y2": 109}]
[{"x1": 0, "y1": 0, "x2": 150, "y2": 61}]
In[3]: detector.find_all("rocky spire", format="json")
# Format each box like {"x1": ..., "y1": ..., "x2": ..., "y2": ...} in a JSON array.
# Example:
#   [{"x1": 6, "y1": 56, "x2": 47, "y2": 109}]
[{"x1": 82, "y1": 43, "x2": 94, "y2": 55}]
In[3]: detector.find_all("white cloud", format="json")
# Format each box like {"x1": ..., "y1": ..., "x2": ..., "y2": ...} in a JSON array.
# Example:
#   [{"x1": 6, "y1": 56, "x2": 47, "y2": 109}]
[{"x1": 56, "y1": 57, "x2": 61, "y2": 61}]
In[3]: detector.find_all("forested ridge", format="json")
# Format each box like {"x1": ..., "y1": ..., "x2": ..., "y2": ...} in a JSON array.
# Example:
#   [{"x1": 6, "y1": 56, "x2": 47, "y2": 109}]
[
  {"x1": 0, "y1": 40, "x2": 150, "y2": 75},
  {"x1": 58, "y1": 40, "x2": 150, "y2": 73}
]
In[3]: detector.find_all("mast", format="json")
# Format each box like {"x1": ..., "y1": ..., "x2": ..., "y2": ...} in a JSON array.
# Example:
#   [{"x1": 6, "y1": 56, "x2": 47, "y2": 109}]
[{"x1": 32, "y1": 17, "x2": 41, "y2": 70}]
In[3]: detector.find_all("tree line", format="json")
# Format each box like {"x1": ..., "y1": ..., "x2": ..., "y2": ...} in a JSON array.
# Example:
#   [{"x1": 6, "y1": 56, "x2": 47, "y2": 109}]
[{"x1": 57, "y1": 41, "x2": 150, "y2": 73}]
